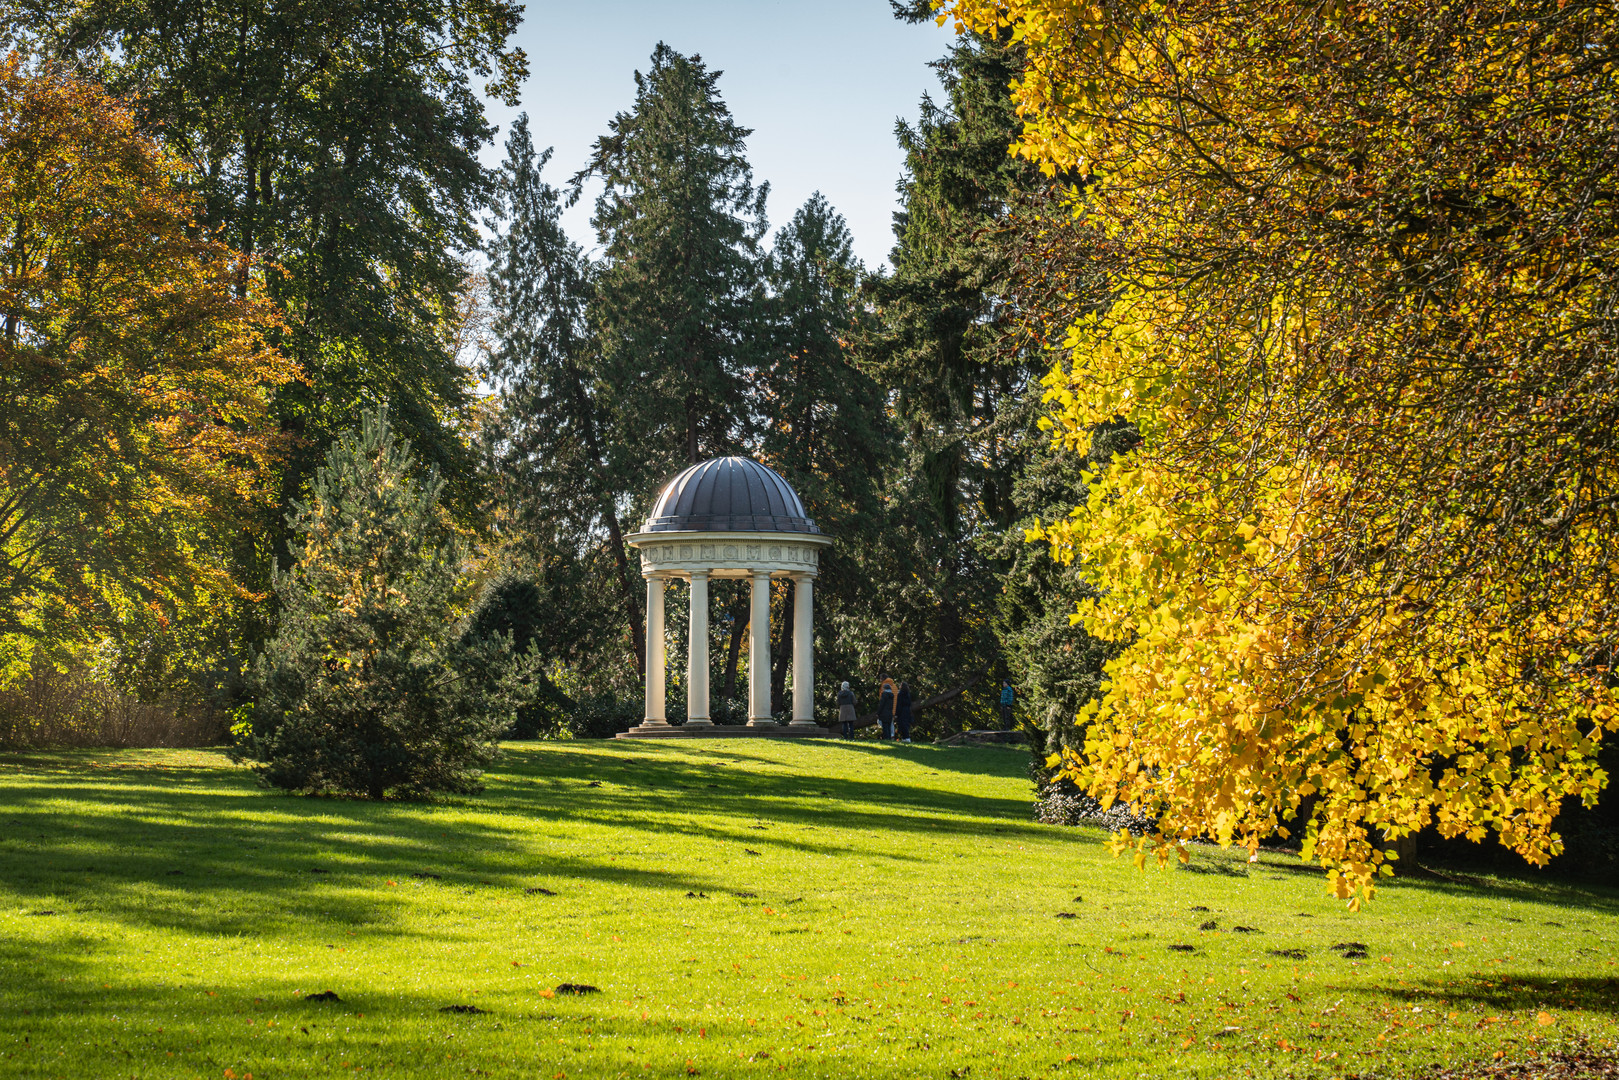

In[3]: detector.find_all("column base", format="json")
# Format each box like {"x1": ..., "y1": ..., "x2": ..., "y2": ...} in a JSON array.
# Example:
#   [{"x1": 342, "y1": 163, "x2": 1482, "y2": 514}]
[
  {"x1": 683, "y1": 718, "x2": 715, "y2": 729},
  {"x1": 745, "y1": 718, "x2": 779, "y2": 728},
  {"x1": 786, "y1": 719, "x2": 820, "y2": 728}
]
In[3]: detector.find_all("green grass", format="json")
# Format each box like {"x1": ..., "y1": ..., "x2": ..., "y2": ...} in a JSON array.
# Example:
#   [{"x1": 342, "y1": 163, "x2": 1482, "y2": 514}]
[{"x1": 0, "y1": 740, "x2": 1614, "y2": 1080}]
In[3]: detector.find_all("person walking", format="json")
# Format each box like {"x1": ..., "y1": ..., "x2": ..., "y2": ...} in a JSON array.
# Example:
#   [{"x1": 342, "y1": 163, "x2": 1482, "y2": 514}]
[
  {"x1": 999, "y1": 679, "x2": 1016, "y2": 730},
  {"x1": 876, "y1": 675, "x2": 897, "y2": 740},
  {"x1": 894, "y1": 681, "x2": 914, "y2": 743},
  {"x1": 837, "y1": 681, "x2": 857, "y2": 739}
]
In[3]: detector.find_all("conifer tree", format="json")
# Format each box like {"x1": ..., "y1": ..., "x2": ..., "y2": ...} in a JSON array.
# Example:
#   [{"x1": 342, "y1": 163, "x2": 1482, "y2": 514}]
[
  {"x1": 852, "y1": 14, "x2": 1049, "y2": 721},
  {"x1": 484, "y1": 116, "x2": 645, "y2": 679},
  {"x1": 576, "y1": 43, "x2": 769, "y2": 487},
  {"x1": 239, "y1": 411, "x2": 536, "y2": 798},
  {"x1": 758, "y1": 195, "x2": 891, "y2": 708}
]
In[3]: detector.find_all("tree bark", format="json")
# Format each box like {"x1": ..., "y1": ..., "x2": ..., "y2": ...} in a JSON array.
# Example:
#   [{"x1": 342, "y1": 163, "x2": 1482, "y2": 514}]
[
  {"x1": 770, "y1": 580, "x2": 792, "y2": 714},
  {"x1": 720, "y1": 594, "x2": 748, "y2": 705},
  {"x1": 564, "y1": 358, "x2": 644, "y2": 675}
]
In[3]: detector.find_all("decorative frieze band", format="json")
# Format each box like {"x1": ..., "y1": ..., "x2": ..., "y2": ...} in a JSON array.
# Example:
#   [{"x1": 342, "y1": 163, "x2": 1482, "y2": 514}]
[{"x1": 638, "y1": 541, "x2": 819, "y2": 567}]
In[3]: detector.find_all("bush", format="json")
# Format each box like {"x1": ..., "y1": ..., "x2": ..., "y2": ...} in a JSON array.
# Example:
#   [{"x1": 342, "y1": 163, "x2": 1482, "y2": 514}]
[
  {"x1": 1033, "y1": 777, "x2": 1158, "y2": 835},
  {"x1": 564, "y1": 696, "x2": 644, "y2": 740},
  {"x1": 236, "y1": 411, "x2": 540, "y2": 798},
  {"x1": 0, "y1": 662, "x2": 223, "y2": 749}
]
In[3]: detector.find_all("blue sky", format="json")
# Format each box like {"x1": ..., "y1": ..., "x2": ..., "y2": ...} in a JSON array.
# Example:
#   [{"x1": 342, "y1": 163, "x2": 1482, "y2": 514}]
[{"x1": 489, "y1": 0, "x2": 957, "y2": 270}]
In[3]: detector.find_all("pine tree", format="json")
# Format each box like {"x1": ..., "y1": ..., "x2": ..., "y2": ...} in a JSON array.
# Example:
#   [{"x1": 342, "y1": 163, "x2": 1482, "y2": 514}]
[
  {"x1": 852, "y1": 16, "x2": 1046, "y2": 722},
  {"x1": 239, "y1": 410, "x2": 537, "y2": 798},
  {"x1": 484, "y1": 116, "x2": 646, "y2": 679},
  {"x1": 577, "y1": 43, "x2": 769, "y2": 485},
  {"x1": 757, "y1": 195, "x2": 891, "y2": 710}
]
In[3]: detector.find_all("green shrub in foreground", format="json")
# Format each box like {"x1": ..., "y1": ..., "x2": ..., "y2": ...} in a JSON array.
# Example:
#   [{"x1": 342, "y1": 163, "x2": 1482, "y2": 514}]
[{"x1": 235, "y1": 410, "x2": 540, "y2": 797}]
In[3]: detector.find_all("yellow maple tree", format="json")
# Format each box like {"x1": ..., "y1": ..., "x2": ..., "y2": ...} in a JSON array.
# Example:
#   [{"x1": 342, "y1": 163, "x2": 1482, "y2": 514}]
[{"x1": 938, "y1": 0, "x2": 1619, "y2": 903}]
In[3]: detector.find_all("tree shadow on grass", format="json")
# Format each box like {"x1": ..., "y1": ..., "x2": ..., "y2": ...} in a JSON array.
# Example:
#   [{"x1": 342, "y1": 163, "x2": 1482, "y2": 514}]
[
  {"x1": 1341, "y1": 973, "x2": 1619, "y2": 1020},
  {"x1": 0, "y1": 932, "x2": 745, "y2": 1079},
  {"x1": 0, "y1": 769, "x2": 739, "y2": 940},
  {"x1": 0, "y1": 741, "x2": 1068, "y2": 943},
  {"x1": 1376, "y1": 862, "x2": 1619, "y2": 917},
  {"x1": 797, "y1": 738, "x2": 1038, "y2": 779},
  {"x1": 490, "y1": 743, "x2": 1051, "y2": 838}
]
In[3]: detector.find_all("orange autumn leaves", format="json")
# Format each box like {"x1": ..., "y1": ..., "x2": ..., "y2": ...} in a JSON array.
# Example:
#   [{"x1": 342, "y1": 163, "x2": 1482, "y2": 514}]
[
  {"x1": 937, "y1": 1, "x2": 1619, "y2": 904},
  {"x1": 0, "y1": 55, "x2": 295, "y2": 638}
]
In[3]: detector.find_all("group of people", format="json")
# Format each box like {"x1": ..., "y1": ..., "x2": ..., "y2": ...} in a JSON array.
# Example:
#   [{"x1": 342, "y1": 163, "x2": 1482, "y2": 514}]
[
  {"x1": 832, "y1": 678, "x2": 1018, "y2": 741},
  {"x1": 835, "y1": 676, "x2": 913, "y2": 742}
]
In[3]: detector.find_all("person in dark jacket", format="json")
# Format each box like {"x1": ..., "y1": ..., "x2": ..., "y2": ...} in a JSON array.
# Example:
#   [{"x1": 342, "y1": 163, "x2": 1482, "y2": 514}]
[
  {"x1": 894, "y1": 681, "x2": 914, "y2": 743},
  {"x1": 999, "y1": 679, "x2": 1016, "y2": 730},
  {"x1": 837, "y1": 681, "x2": 857, "y2": 738},
  {"x1": 876, "y1": 676, "x2": 896, "y2": 740}
]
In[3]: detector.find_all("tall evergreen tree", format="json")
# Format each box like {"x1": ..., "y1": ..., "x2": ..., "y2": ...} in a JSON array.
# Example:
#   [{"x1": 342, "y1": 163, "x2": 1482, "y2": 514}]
[
  {"x1": 575, "y1": 43, "x2": 769, "y2": 490},
  {"x1": 484, "y1": 116, "x2": 645, "y2": 678},
  {"x1": 239, "y1": 410, "x2": 537, "y2": 798},
  {"x1": 852, "y1": 13, "x2": 1046, "y2": 721},
  {"x1": 758, "y1": 195, "x2": 891, "y2": 710}
]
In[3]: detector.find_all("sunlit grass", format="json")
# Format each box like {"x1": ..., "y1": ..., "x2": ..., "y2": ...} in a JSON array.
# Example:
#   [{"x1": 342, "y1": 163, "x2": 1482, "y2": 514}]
[{"x1": 0, "y1": 740, "x2": 1614, "y2": 1079}]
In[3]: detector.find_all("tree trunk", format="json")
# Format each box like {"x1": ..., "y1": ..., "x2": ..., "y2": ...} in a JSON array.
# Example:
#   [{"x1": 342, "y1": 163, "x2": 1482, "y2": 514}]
[
  {"x1": 770, "y1": 581, "x2": 793, "y2": 715},
  {"x1": 602, "y1": 510, "x2": 645, "y2": 676},
  {"x1": 563, "y1": 356, "x2": 644, "y2": 676},
  {"x1": 685, "y1": 395, "x2": 700, "y2": 465},
  {"x1": 721, "y1": 595, "x2": 748, "y2": 705}
]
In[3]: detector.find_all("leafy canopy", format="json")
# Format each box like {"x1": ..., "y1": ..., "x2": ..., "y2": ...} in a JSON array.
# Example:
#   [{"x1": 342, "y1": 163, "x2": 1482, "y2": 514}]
[
  {"x1": 9, "y1": 0, "x2": 527, "y2": 520},
  {"x1": 0, "y1": 56, "x2": 294, "y2": 649},
  {"x1": 942, "y1": 0, "x2": 1619, "y2": 903}
]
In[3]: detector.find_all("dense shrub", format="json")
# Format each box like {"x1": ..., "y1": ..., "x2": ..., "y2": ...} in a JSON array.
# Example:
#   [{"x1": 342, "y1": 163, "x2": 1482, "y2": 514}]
[
  {"x1": 1033, "y1": 777, "x2": 1158, "y2": 835},
  {"x1": 0, "y1": 662, "x2": 223, "y2": 749},
  {"x1": 464, "y1": 575, "x2": 571, "y2": 738},
  {"x1": 564, "y1": 696, "x2": 644, "y2": 740}
]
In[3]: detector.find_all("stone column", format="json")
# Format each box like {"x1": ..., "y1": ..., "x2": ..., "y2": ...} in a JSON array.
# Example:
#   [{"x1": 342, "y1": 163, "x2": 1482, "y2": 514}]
[
  {"x1": 746, "y1": 570, "x2": 775, "y2": 726},
  {"x1": 685, "y1": 571, "x2": 712, "y2": 727},
  {"x1": 789, "y1": 574, "x2": 816, "y2": 726},
  {"x1": 642, "y1": 576, "x2": 667, "y2": 725}
]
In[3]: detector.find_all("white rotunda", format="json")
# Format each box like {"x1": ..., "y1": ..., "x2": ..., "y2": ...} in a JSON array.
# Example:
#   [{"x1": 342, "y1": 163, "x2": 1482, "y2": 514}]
[{"x1": 620, "y1": 457, "x2": 833, "y2": 738}]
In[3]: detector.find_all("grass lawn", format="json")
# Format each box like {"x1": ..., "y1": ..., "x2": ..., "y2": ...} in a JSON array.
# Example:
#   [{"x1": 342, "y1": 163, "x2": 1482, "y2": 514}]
[{"x1": 0, "y1": 739, "x2": 1615, "y2": 1080}]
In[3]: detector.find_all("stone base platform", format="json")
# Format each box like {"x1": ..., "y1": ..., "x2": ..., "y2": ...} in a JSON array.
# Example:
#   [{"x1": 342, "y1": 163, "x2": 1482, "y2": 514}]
[{"x1": 616, "y1": 722, "x2": 834, "y2": 740}]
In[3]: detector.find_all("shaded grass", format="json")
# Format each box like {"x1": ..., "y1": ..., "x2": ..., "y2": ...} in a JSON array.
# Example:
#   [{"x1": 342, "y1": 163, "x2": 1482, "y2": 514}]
[{"x1": 0, "y1": 740, "x2": 1614, "y2": 1079}]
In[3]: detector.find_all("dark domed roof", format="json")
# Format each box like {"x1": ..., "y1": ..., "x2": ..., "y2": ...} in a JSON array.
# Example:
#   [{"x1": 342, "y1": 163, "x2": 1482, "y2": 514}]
[{"x1": 641, "y1": 457, "x2": 820, "y2": 534}]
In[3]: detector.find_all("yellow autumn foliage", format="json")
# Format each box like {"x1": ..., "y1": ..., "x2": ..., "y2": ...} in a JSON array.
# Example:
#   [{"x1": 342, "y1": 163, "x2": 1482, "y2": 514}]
[{"x1": 939, "y1": 0, "x2": 1619, "y2": 904}]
